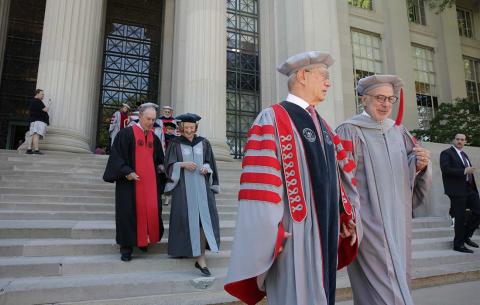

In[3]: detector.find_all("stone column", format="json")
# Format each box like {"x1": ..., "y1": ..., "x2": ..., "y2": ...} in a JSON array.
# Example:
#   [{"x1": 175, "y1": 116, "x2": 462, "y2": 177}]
[
  {"x1": 170, "y1": 0, "x2": 231, "y2": 161},
  {"x1": 382, "y1": 0, "x2": 419, "y2": 129},
  {"x1": 0, "y1": 0, "x2": 11, "y2": 86},
  {"x1": 262, "y1": 0, "x2": 346, "y2": 127},
  {"x1": 36, "y1": 0, "x2": 106, "y2": 153}
]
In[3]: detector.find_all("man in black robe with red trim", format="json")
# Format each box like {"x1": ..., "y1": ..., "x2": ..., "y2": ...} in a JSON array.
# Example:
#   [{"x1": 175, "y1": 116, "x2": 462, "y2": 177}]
[{"x1": 103, "y1": 104, "x2": 165, "y2": 261}]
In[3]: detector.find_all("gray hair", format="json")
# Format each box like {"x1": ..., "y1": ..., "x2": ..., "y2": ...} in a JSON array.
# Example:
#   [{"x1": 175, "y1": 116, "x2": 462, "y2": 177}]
[
  {"x1": 138, "y1": 104, "x2": 157, "y2": 115},
  {"x1": 287, "y1": 63, "x2": 328, "y2": 91}
]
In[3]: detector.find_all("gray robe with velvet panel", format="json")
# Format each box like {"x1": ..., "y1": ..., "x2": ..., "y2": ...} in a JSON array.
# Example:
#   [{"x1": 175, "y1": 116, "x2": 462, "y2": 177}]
[
  {"x1": 164, "y1": 136, "x2": 220, "y2": 257},
  {"x1": 336, "y1": 115, "x2": 432, "y2": 305}
]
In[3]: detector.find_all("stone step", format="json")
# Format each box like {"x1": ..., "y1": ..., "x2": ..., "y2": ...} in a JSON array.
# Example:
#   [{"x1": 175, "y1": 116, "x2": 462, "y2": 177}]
[
  {"x1": 0, "y1": 210, "x2": 238, "y2": 221},
  {"x1": 411, "y1": 217, "x2": 451, "y2": 229},
  {"x1": 0, "y1": 267, "x2": 230, "y2": 305},
  {"x1": 0, "y1": 186, "x2": 239, "y2": 198},
  {"x1": 0, "y1": 251, "x2": 232, "y2": 278},
  {"x1": 0, "y1": 194, "x2": 238, "y2": 205},
  {"x1": 0, "y1": 220, "x2": 236, "y2": 241},
  {"x1": 412, "y1": 227, "x2": 456, "y2": 239},
  {"x1": 412, "y1": 235, "x2": 480, "y2": 251},
  {"x1": 0, "y1": 237, "x2": 234, "y2": 258},
  {"x1": 413, "y1": 249, "x2": 480, "y2": 267},
  {"x1": 0, "y1": 201, "x2": 239, "y2": 213}
]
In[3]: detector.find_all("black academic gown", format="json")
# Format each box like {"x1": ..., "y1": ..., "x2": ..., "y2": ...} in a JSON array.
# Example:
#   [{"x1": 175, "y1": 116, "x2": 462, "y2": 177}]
[{"x1": 103, "y1": 126, "x2": 166, "y2": 247}]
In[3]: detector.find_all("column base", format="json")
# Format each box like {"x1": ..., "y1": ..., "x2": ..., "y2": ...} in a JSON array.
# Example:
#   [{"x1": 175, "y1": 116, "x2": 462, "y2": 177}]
[
  {"x1": 40, "y1": 126, "x2": 92, "y2": 153},
  {"x1": 209, "y1": 138, "x2": 234, "y2": 162}
]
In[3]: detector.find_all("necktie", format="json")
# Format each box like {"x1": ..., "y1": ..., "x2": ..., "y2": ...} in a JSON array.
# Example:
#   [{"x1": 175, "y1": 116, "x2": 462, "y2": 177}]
[
  {"x1": 460, "y1": 151, "x2": 473, "y2": 184},
  {"x1": 307, "y1": 105, "x2": 324, "y2": 150}
]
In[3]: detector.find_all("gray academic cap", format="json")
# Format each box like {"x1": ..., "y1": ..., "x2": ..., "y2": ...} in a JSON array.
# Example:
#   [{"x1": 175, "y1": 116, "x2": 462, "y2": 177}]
[
  {"x1": 175, "y1": 113, "x2": 201, "y2": 123},
  {"x1": 356, "y1": 75, "x2": 404, "y2": 96},
  {"x1": 162, "y1": 105, "x2": 173, "y2": 110},
  {"x1": 277, "y1": 51, "x2": 335, "y2": 76}
]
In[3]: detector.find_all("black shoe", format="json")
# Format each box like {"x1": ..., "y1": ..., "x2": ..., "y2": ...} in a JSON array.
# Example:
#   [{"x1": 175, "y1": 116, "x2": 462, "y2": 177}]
[
  {"x1": 33, "y1": 150, "x2": 43, "y2": 155},
  {"x1": 453, "y1": 246, "x2": 474, "y2": 253},
  {"x1": 465, "y1": 238, "x2": 479, "y2": 248},
  {"x1": 120, "y1": 253, "x2": 132, "y2": 261},
  {"x1": 26, "y1": 149, "x2": 33, "y2": 154},
  {"x1": 138, "y1": 246, "x2": 148, "y2": 252},
  {"x1": 195, "y1": 262, "x2": 211, "y2": 277}
]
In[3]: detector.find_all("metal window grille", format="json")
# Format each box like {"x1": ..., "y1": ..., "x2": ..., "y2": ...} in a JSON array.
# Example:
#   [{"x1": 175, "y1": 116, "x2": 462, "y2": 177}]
[
  {"x1": 226, "y1": 0, "x2": 260, "y2": 158},
  {"x1": 351, "y1": 29, "x2": 383, "y2": 113}
]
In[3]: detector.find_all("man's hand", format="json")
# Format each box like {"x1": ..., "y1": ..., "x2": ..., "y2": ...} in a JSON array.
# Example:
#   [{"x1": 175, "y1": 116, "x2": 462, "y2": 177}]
[
  {"x1": 413, "y1": 144, "x2": 430, "y2": 171},
  {"x1": 465, "y1": 167, "x2": 476, "y2": 175},
  {"x1": 182, "y1": 161, "x2": 197, "y2": 171},
  {"x1": 278, "y1": 231, "x2": 293, "y2": 254},
  {"x1": 340, "y1": 220, "x2": 357, "y2": 246},
  {"x1": 126, "y1": 172, "x2": 140, "y2": 181},
  {"x1": 200, "y1": 167, "x2": 209, "y2": 175}
]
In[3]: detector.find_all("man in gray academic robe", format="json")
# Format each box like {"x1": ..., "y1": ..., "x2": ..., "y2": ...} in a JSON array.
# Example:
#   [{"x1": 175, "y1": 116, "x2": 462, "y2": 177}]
[{"x1": 336, "y1": 75, "x2": 432, "y2": 305}]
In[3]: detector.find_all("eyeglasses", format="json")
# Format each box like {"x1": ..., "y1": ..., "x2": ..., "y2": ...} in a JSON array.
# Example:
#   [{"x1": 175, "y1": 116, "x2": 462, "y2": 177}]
[
  {"x1": 305, "y1": 68, "x2": 330, "y2": 80},
  {"x1": 365, "y1": 94, "x2": 399, "y2": 104}
]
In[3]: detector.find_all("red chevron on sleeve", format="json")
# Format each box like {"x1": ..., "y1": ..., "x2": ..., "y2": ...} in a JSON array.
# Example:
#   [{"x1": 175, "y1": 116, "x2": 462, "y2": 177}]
[
  {"x1": 242, "y1": 156, "x2": 281, "y2": 171},
  {"x1": 240, "y1": 172, "x2": 282, "y2": 187},
  {"x1": 238, "y1": 189, "x2": 281, "y2": 204},
  {"x1": 244, "y1": 139, "x2": 277, "y2": 153},
  {"x1": 341, "y1": 139, "x2": 353, "y2": 152},
  {"x1": 247, "y1": 124, "x2": 275, "y2": 137}
]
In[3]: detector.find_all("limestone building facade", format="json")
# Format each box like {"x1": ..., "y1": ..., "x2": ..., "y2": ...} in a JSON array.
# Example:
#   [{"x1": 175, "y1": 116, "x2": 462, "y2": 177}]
[{"x1": 0, "y1": 0, "x2": 479, "y2": 160}]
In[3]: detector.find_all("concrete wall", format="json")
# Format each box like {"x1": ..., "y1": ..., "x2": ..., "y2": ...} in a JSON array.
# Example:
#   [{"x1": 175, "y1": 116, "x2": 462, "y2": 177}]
[{"x1": 414, "y1": 142, "x2": 480, "y2": 218}]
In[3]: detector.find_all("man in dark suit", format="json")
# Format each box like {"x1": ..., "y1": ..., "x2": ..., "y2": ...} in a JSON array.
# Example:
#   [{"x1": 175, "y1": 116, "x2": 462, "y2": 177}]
[{"x1": 440, "y1": 133, "x2": 480, "y2": 253}]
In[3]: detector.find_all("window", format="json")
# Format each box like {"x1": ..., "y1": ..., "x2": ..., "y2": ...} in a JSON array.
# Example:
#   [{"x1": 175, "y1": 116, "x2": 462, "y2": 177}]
[
  {"x1": 408, "y1": 0, "x2": 426, "y2": 25},
  {"x1": 464, "y1": 57, "x2": 480, "y2": 109},
  {"x1": 412, "y1": 45, "x2": 437, "y2": 130},
  {"x1": 348, "y1": 0, "x2": 373, "y2": 10},
  {"x1": 351, "y1": 30, "x2": 383, "y2": 113},
  {"x1": 226, "y1": 0, "x2": 260, "y2": 158},
  {"x1": 457, "y1": 8, "x2": 474, "y2": 38},
  {"x1": 97, "y1": 0, "x2": 163, "y2": 149}
]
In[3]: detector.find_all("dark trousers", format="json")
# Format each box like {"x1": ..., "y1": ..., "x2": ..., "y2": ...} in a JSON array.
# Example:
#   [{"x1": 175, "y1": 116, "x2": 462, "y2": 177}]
[
  {"x1": 120, "y1": 245, "x2": 133, "y2": 255},
  {"x1": 449, "y1": 186, "x2": 480, "y2": 248}
]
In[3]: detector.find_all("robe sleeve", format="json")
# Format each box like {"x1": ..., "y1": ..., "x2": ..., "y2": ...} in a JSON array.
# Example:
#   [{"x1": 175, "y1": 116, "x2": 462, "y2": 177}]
[
  {"x1": 202, "y1": 139, "x2": 220, "y2": 194},
  {"x1": 401, "y1": 126, "x2": 432, "y2": 209},
  {"x1": 163, "y1": 140, "x2": 183, "y2": 193},
  {"x1": 225, "y1": 108, "x2": 285, "y2": 305},
  {"x1": 335, "y1": 123, "x2": 363, "y2": 245},
  {"x1": 103, "y1": 128, "x2": 135, "y2": 183}
]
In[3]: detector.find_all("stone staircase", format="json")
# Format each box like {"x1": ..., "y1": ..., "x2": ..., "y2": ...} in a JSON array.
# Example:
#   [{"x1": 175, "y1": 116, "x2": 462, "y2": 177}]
[{"x1": 0, "y1": 149, "x2": 478, "y2": 305}]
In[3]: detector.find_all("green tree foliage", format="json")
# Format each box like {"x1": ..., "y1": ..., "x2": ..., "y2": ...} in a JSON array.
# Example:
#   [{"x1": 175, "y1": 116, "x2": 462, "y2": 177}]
[
  {"x1": 424, "y1": 0, "x2": 455, "y2": 14},
  {"x1": 412, "y1": 98, "x2": 480, "y2": 147}
]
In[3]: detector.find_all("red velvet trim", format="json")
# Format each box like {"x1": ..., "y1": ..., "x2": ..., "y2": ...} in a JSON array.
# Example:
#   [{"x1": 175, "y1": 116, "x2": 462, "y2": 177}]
[
  {"x1": 343, "y1": 159, "x2": 356, "y2": 173},
  {"x1": 240, "y1": 172, "x2": 282, "y2": 187},
  {"x1": 244, "y1": 139, "x2": 277, "y2": 153},
  {"x1": 338, "y1": 211, "x2": 358, "y2": 270},
  {"x1": 273, "y1": 222, "x2": 285, "y2": 258},
  {"x1": 336, "y1": 149, "x2": 347, "y2": 161},
  {"x1": 351, "y1": 177, "x2": 357, "y2": 186},
  {"x1": 225, "y1": 278, "x2": 266, "y2": 305},
  {"x1": 132, "y1": 125, "x2": 160, "y2": 247},
  {"x1": 341, "y1": 139, "x2": 353, "y2": 152},
  {"x1": 238, "y1": 189, "x2": 281, "y2": 204},
  {"x1": 247, "y1": 124, "x2": 276, "y2": 137},
  {"x1": 332, "y1": 134, "x2": 341, "y2": 145},
  {"x1": 242, "y1": 156, "x2": 281, "y2": 171}
]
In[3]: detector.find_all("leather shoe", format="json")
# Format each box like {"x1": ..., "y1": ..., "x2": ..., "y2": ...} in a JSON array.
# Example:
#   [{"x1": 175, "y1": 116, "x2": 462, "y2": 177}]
[
  {"x1": 465, "y1": 238, "x2": 479, "y2": 248},
  {"x1": 120, "y1": 253, "x2": 132, "y2": 261},
  {"x1": 195, "y1": 262, "x2": 211, "y2": 277},
  {"x1": 453, "y1": 246, "x2": 474, "y2": 253}
]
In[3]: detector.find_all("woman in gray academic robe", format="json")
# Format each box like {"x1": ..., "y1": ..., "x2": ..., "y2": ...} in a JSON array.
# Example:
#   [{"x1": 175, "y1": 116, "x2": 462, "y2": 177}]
[{"x1": 164, "y1": 135, "x2": 220, "y2": 259}]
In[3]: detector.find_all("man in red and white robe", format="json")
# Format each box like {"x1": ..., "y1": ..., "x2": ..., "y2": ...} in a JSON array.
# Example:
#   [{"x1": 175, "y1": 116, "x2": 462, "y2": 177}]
[
  {"x1": 225, "y1": 51, "x2": 360, "y2": 305},
  {"x1": 103, "y1": 104, "x2": 165, "y2": 261}
]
